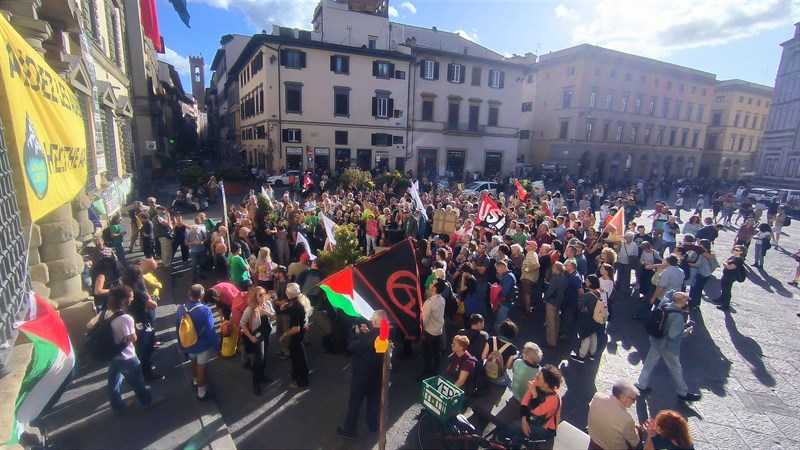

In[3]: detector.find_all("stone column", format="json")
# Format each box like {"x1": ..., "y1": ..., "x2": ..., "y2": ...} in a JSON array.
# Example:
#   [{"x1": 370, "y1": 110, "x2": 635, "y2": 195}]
[{"x1": 36, "y1": 204, "x2": 87, "y2": 308}]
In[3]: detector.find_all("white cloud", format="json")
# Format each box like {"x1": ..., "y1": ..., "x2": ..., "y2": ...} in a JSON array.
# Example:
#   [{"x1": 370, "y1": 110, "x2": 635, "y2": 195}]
[
  {"x1": 400, "y1": 1, "x2": 417, "y2": 14},
  {"x1": 388, "y1": 6, "x2": 399, "y2": 17},
  {"x1": 159, "y1": 46, "x2": 191, "y2": 75},
  {"x1": 554, "y1": 4, "x2": 579, "y2": 21},
  {"x1": 561, "y1": 0, "x2": 799, "y2": 59},
  {"x1": 454, "y1": 29, "x2": 479, "y2": 43},
  {"x1": 190, "y1": 0, "x2": 319, "y2": 31}
]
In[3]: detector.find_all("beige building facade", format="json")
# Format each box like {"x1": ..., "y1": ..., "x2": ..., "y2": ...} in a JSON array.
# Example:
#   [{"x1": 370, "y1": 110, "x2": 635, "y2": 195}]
[
  {"x1": 701, "y1": 79, "x2": 772, "y2": 179},
  {"x1": 523, "y1": 44, "x2": 717, "y2": 182}
]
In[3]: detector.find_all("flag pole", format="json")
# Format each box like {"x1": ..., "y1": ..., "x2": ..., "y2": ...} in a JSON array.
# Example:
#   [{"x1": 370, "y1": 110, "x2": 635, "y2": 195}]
[{"x1": 378, "y1": 341, "x2": 392, "y2": 450}]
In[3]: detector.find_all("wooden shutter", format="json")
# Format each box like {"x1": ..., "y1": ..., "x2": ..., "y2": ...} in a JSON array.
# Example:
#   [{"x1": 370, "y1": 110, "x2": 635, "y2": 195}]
[
  {"x1": 299, "y1": 51, "x2": 306, "y2": 68},
  {"x1": 447, "y1": 64, "x2": 454, "y2": 82},
  {"x1": 342, "y1": 57, "x2": 349, "y2": 74},
  {"x1": 282, "y1": 129, "x2": 289, "y2": 142},
  {"x1": 388, "y1": 63, "x2": 395, "y2": 78},
  {"x1": 373, "y1": 61, "x2": 379, "y2": 77},
  {"x1": 433, "y1": 61, "x2": 439, "y2": 80},
  {"x1": 387, "y1": 98, "x2": 394, "y2": 115},
  {"x1": 499, "y1": 71, "x2": 505, "y2": 88},
  {"x1": 419, "y1": 60, "x2": 426, "y2": 78},
  {"x1": 459, "y1": 65, "x2": 466, "y2": 84},
  {"x1": 279, "y1": 49, "x2": 287, "y2": 67},
  {"x1": 371, "y1": 133, "x2": 378, "y2": 145},
  {"x1": 372, "y1": 97, "x2": 378, "y2": 116},
  {"x1": 330, "y1": 55, "x2": 336, "y2": 71}
]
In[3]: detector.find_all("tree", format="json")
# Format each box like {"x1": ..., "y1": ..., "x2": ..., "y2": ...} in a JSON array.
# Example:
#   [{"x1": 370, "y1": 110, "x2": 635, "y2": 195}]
[
  {"x1": 337, "y1": 168, "x2": 374, "y2": 191},
  {"x1": 316, "y1": 224, "x2": 366, "y2": 277}
]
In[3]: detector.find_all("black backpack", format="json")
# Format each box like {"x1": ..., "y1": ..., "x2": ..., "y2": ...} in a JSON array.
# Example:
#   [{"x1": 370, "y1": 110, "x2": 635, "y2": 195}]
[
  {"x1": 101, "y1": 226, "x2": 113, "y2": 246},
  {"x1": 644, "y1": 304, "x2": 686, "y2": 338},
  {"x1": 85, "y1": 311, "x2": 127, "y2": 362},
  {"x1": 443, "y1": 281, "x2": 458, "y2": 318}
]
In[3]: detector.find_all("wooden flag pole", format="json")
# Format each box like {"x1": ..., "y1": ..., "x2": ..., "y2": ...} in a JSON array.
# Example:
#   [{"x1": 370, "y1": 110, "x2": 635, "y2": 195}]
[{"x1": 378, "y1": 342, "x2": 392, "y2": 450}]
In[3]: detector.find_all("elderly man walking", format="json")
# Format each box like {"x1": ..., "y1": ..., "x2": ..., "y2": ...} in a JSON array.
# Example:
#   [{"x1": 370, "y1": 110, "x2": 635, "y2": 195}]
[{"x1": 636, "y1": 291, "x2": 702, "y2": 402}]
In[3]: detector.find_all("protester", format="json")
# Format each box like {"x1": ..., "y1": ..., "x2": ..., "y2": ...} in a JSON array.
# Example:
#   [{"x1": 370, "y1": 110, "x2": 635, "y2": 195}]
[
  {"x1": 240, "y1": 286, "x2": 276, "y2": 394},
  {"x1": 280, "y1": 283, "x2": 311, "y2": 388},
  {"x1": 175, "y1": 284, "x2": 218, "y2": 400}
]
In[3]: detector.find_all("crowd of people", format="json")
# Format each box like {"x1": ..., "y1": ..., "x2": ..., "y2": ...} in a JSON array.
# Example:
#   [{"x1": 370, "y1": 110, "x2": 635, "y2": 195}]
[{"x1": 83, "y1": 169, "x2": 798, "y2": 447}]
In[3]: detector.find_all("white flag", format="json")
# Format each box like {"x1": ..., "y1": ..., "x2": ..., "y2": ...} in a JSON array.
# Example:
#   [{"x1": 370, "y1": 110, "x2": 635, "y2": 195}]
[
  {"x1": 319, "y1": 212, "x2": 337, "y2": 247},
  {"x1": 295, "y1": 232, "x2": 316, "y2": 260},
  {"x1": 411, "y1": 181, "x2": 428, "y2": 220}
]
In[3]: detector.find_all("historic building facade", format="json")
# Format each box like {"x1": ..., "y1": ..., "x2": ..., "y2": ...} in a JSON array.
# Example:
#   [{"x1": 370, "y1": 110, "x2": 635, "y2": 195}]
[
  {"x1": 701, "y1": 79, "x2": 773, "y2": 179},
  {"x1": 756, "y1": 22, "x2": 800, "y2": 186},
  {"x1": 522, "y1": 44, "x2": 718, "y2": 182}
]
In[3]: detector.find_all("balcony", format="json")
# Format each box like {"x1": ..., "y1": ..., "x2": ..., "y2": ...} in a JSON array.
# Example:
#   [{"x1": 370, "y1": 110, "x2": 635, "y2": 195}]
[{"x1": 444, "y1": 122, "x2": 485, "y2": 135}]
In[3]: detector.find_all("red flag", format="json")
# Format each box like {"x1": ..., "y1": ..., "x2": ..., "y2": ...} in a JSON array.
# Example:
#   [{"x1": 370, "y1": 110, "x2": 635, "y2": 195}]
[
  {"x1": 602, "y1": 208, "x2": 625, "y2": 235},
  {"x1": 139, "y1": 0, "x2": 163, "y2": 53},
  {"x1": 515, "y1": 180, "x2": 528, "y2": 201},
  {"x1": 304, "y1": 173, "x2": 313, "y2": 190},
  {"x1": 542, "y1": 202, "x2": 552, "y2": 217},
  {"x1": 476, "y1": 194, "x2": 507, "y2": 232}
]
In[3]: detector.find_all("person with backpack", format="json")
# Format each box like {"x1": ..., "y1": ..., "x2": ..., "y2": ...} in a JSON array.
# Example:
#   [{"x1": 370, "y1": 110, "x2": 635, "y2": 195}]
[
  {"x1": 710, "y1": 245, "x2": 746, "y2": 311},
  {"x1": 634, "y1": 255, "x2": 684, "y2": 321},
  {"x1": 89, "y1": 285, "x2": 165, "y2": 411},
  {"x1": 445, "y1": 335, "x2": 478, "y2": 398},
  {"x1": 456, "y1": 314, "x2": 490, "y2": 393},
  {"x1": 570, "y1": 275, "x2": 606, "y2": 364},
  {"x1": 482, "y1": 320, "x2": 519, "y2": 387},
  {"x1": 175, "y1": 284, "x2": 218, "y2": 400},
  {"x1": 492, "y1": 261, "x2": 518, "y2": 334},
  {"x1": 636, "y1": 291, "x2": 702, "y2": 402}
]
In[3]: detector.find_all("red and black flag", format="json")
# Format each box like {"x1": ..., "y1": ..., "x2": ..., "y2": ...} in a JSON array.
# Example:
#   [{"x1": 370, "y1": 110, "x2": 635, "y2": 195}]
[
  {"x1": 321, "y1": 238, "x2": 423, "y2": 338},
  {"x1": 476, "y1": 194, "x2": 507, "y2": 233}
]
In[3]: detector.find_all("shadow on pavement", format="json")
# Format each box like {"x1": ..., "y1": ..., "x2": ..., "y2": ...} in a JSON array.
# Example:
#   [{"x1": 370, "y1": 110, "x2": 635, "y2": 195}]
[{"x1": 723, "y1": 313, "x2": 776, "y2": 388}]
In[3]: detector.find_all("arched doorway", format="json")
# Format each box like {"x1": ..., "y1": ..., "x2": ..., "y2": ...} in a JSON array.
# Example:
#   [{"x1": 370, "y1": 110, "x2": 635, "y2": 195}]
[
  {"x1": 685, "y1": 157, "x2": 695, "y2": 177},
  {"x1": 721, "y1": 158, "x2": 731, "y2": 179},
  {"x1": 595, "y1": 153, "x2": 607, "y2": 181},
  {"x1": 623, "y1": 154, "x2": 633, "y2": 181},
  {"x1": 733, "y1": 159, "x2": 741, "y2": 179},
  {"x1": 609, "y1": 153, "x2": 622, "y2": 180},
  {"x1": 579, "y1": 151, "x2": 591, "y2": 178},
  {"x1": 663, "y1": 156, "x2": 673, "y2": 178},
  {"x1": 675, "y1": 156, "x2": 684, "y2": 178},
  {"x1": 639, "y1": 154, "x2": 648, "y2": 179},
  {"x1": 650, "y1": 155, "x2": 660, "y2": 178}
]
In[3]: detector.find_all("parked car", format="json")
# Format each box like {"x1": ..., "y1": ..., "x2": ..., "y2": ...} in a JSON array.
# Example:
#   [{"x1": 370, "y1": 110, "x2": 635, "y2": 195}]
[
  {"x1": 266, "y1": 170, "x2": 302, "y2": 186},
  {"x1": 462, "y1": 181, "x2": 499, "y2": 196}
]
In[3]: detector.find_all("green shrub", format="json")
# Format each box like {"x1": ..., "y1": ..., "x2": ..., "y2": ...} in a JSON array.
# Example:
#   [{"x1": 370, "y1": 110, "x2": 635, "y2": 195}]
[
  {"x1": 337, "y1": 168, "x2": 374, "y2": 190},
  {"x1": 217, "y1": 162, "x2": 246, "y2": 182},
  {"x1": 179, "y1": 165, "x2": 205, "y2": 186},
  {"x1": 316, "y1": 224, "x2": 366, "y2": 277}
]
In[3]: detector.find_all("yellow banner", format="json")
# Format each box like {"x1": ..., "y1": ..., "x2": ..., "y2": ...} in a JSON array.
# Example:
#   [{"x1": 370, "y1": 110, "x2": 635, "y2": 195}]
[{"x1": 0, "y1": 16, "x2": 87, "y2": 222}]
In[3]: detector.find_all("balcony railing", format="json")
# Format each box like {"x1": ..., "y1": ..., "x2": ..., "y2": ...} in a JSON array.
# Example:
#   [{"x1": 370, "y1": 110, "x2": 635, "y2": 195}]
[{"x1": 444, "y1": 122, "x2": 485, "y2": 133}]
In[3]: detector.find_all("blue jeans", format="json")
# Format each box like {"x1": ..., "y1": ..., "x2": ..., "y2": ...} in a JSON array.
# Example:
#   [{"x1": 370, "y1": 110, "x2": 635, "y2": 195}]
[
  {"x1": 689, "y1": 275, "x2": 710, "y2": 307},
  {"x1": 108, "y1": 356, "x2": 152, "y2": 409},
  {"x1": 113, "y1": 242, "x2": 127, "y2": 267},
  {"x1": 494, "y1": 303, "x2": 513, "y2": 333},
  {"x1": 637, "y1": 344, "x2": 688, "y2": 396},
  {"x1": 190, "y1": 251, "x2": 206, "y2": 280}
]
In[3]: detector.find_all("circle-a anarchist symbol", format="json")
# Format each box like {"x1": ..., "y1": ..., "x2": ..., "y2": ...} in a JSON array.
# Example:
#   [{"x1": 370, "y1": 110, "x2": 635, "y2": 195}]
[{"x1": 386, "y1": 270, "x2": 420, "y2": 317}]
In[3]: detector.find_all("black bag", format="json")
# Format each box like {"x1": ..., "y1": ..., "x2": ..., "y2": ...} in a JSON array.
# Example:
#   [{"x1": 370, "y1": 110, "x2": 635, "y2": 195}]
[
  {"x1": 762, "y1": 238, "x2": 771, "y2": 253},
  {"x1": 443, "y1": 281, "x2": 458, "y2": 319},
  {"x1": 101, "y1": 226, "x2": 113, "y2": 247},
  {"x1": 644, "y1": 304, "x2": 686, "y2": 338},
  {"x1": 85, "y1": 311, "x2": 127, "y2": 362},
  {"x1": 784, "y1": 216, "x2": 791, "y2": 227},
  {"x1": 735, "y1": 264, "x2": 747, "y2": 283}
]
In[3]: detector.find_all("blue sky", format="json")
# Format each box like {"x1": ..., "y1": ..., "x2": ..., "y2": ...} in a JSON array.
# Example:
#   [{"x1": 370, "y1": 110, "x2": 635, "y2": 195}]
[{"x1": 156, "y1": 0, "x2": 800, "y2": 94}]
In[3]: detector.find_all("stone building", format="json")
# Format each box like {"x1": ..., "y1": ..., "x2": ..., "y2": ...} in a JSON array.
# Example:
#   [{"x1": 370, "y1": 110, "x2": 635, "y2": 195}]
[
  {"x1": 521, "y1": 44, "x2": 718, "y2": 182},
  {"x1": 700, "y1": 79, "x2": 773, "y2": 179},
  {"x1": 756, "y1": 22, "x2": 800, "y2": 186},
  {"x1": 206, "y1": 34, "x2": 250, "y2": 161}
]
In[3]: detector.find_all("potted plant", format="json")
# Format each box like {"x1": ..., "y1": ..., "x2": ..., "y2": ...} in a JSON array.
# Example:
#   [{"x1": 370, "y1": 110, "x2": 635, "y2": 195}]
[{"x1": 217, "y1": 162, "x2": 246, "y2": 196}]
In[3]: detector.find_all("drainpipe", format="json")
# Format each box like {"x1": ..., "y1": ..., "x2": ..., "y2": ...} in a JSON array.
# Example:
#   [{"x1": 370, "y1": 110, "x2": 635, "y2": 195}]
[
  {"x1": 263, "y1": 43, "x2": 282, "y2": 173},
  {"x1": 408, "y1": 53, "x2": 416, "y2": 177}
]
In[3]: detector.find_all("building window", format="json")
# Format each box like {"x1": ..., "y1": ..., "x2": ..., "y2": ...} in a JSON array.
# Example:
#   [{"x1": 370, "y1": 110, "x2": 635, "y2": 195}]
[
  {"x1": 471, "y1": 67, "x2": 481, "y2": 86},
  {"x1": 605, "y1": 93, "x2": 613, "y2": 110},
  {"x1": 602, "y1": 123, "x2": 610, "y2": 141},
  {"x1": 753, "y1": 115, "x2": 759, "y2": 129},
  {"x1": 666, "y1": 81, "x2": 672, "y2": 90},
  {"x1": 685, "y1": 103, "x2": 693, "y2": 121},
  {"x1": 662, "y1": 99, "x2": 670, "y2": 117},
  {"x1": 616, "y1": 124, "x2": 623, "y2": 142},
  {"x1": 690, "y1": 86, "x2": 696, "y2": 94},
  {"x1": 589, "y1": 91, "x2": 597, "y2": 108},
  {"x1": 563, "y1": 91, "x2": 572, "y2": 108},
  {"x1": 739, "y1": 96, "x2": 744, "y2": 103},
  {"x1": 678, "y1": 83, "x2": 684, "y2": 92},
  {"x1": 488, "y1": 106, "x2": 499, "y2": 126},
  {"x1": 393, "y1": 135, "x2": 404, "y2": 144},
  {"x1": 395, "y1": 70, "x2": 406, "y2": 79},
  {"x1": 330, "y1": 55, "x2": 349, "y2": 74},
  {"x1": 368, "y1": 36, "x2": 377, "y2": 49},
  {"x1": 644, "y1": 126, "x2": 652, "y2": 143},
  {"x1": 738, "y1": 137, "x2": 745, "y2": 151},
  {"x1": 674, "y1": 101, "x2": 682, "y2": 119},
  {"x1": 635, "y1": 97, "x2": 641, "y2": 114},
  {"x1": 585, "y1": 122, "x2": 593, "y2": 140},
  {"x1": 733, "y1": 112, "x2": 740, "y2": 127},
  {"x1": 743, "y1": 114, "x2": 750, "y2": 128},
  {"x1": 335, "y1": 130, "x2": 348, "y2": 145},
  {"x1": 372, "y1": 94, "x2": 392, "y2": 118},
  {"x1": 373, "y1": 61, "x2": 394, "y2": 78},
  {"x1": 691, "y1": 131, "x2": 699, "y2": 147},
  {"x1": 468, "y1": 104, "x2": 480, "y2": 131},
  {"x1": 489, "y1": 70, "x2": 504, "y2": 88},
  {"x1": 669, "y1": 129, "x2": 676, "y2": 146},
  {"x1": 649, "y1": 97, "x2": 656, "y2": 115},
  {"x1": 519, "y1": 130, "x2": 531, "y2": 139},
  {"x1": 521, "y1": 102, "x2": 532, "y2": 112},
  {"x1": 285, "y1": 83, "x2": 302, "y2": 114},
  {"x1": 680, "y1": 130, "x2": 688, "y2": 146},
  {"x1": 280, "y1": 49, "x2": 306, "y2": 69},
  {"x1": 630, "y1": 126, "x2": 638, "y2": 142},
  {"x1": 715, "y1": 95, "x2": 725, "y2": 103},
  {"x1": 747, "y1": 137, "x2": 753, "y2": 151},
  {"x1": 620, "y1": 95, "x2": 628, "y2": 112},
  {"x1": 334, "y1": 87, "x2": 350, "y2": 116},
  {"x1": 421, "y1": 60, "x2": 439, "y2": 80},
  {"x1": 711, "y1": 112, "x2": 722, "y2": 126},
  {"x1": 728, "y1": 136, "x2": 735, "y2": 150},
  {"x1": 567, "y1": 66, "x2": 575, "y2": 76},
  {"x1": 422, "y1": 99, "x2": 434, "y2": 121},
  {"x1": 447, "y1": 63, "x2": 465, "y2": 83},
  {"x1": 697, "y1": 105, "x2": 704, "y2": 122},
  {"x1": 447, "y1": 102, "x2": 459, "y2": 129},
  {"x1": 559, "y1": 121, "x2": 569, "y2": 139},
  {"x1": 701, "y1": 88, "x2": 707, "y2": 96},
  {"x1": 656, "y1": 128, "x2": 664, "y2": 145},
  {"x1": 371, "y1": 133, "x2": 390, "y2": 146},
  {"x1": 282, "y1": 128, "x2": 301, "y2": 143}
]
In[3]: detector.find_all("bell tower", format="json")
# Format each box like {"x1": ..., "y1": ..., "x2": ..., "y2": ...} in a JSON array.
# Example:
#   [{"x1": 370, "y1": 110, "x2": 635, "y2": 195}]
[{"x1": 188, "y1": 55, "x2": 205, "y2": 110}]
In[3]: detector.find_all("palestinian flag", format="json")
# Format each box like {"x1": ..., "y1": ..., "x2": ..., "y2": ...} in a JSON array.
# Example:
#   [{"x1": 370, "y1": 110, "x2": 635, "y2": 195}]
[
  {"x1": 9, "y1": 294, "x2": 75, "y2": 444},
  {"x1": 319, "y1": 239, "x2": 423, "y2": 337},
  {"x1": 319, "y1": 267, "x2": 375, "y2": 320}
]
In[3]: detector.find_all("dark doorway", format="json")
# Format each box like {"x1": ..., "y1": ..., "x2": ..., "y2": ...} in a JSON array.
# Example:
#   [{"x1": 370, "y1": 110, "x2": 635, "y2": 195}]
[
  {"x1": 335, "y1": 148, "x2": 351, "y2": 172},
  {"x1": 286, "y1": 147, "x2": 302, "y2": 171},
  {"x1": 418, "y1": 148, "x2": 438, "y2": 180},
  {"x1": 446, "y1": 150, "x2": 466, "y2": 181},
  {"x1": 485, "y1": 151, "x2": 502, "y2": 175},
  {"x1": 315, "y1": 148, "x2": 330, "y2": 173},
  {"x1": 356, "y1": 149, "x2": 372, "y2": 171}
]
